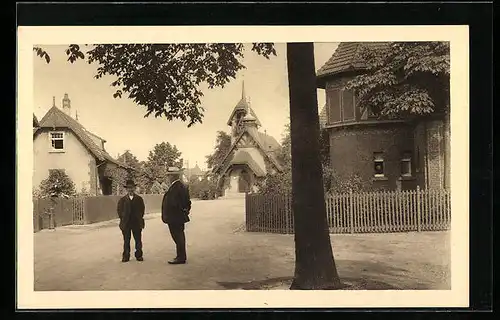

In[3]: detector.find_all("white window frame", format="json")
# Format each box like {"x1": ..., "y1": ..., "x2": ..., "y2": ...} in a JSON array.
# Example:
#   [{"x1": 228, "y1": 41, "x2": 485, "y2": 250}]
[
  {"x1": 373, "y1": 152, "x2": 385, "y2": 177},
  {"x1": 49, "y1": 131, "x2": 65, "y2": 152},
  {"x1": 401, "y1": 152, "x2": 412, "y2": 177}
]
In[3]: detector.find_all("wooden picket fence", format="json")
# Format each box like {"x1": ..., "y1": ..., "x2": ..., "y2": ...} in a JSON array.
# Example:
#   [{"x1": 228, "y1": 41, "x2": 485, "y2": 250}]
[{"x1": 245, "y1": 187, "x2": 451, "y2": 234}]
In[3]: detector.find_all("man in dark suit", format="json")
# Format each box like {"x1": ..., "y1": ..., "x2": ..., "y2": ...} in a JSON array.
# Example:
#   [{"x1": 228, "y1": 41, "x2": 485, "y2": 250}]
[
  {"x1": 161, "y1": 167, "x2": 191, "y2": 264},
  {"x1": 117, "y1": 179, "x2": 146, "y2": 262}
]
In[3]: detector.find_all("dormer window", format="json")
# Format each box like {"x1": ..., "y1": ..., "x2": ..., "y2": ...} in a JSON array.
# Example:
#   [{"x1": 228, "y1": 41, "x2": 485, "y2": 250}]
[{"x1": 49, "y1": 131, "x2": 65, "y2": 152}]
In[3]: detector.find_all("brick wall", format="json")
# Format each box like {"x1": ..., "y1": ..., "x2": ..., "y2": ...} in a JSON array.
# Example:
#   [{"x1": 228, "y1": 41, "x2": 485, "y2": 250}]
[
  {"x1": 411, "y1": 117, "x2": 450, "y2": 191},
  {"x1": 328, "y1": 122, "x2": 415, "y2": 191}
]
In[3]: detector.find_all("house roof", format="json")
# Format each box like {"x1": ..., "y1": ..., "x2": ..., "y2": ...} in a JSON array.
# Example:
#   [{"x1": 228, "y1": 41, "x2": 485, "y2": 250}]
[
  {"x1": 316, "y1": 42, "x2": 390, "y2": 87},
  {"x1": 33, "y1": 106, "x2": 130, "y2": 169},
  {"x1": 213, "y1": 128, "x2": 283, "y2": 176},
  {"x1": 84, "y1": 128, "x2": 107, "y2": 144}
]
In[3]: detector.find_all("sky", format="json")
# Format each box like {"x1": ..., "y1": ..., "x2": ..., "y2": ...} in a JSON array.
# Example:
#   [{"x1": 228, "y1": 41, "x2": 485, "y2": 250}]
[{"x1": 33, "y1": 43, "x2": 339, "y2": 170}]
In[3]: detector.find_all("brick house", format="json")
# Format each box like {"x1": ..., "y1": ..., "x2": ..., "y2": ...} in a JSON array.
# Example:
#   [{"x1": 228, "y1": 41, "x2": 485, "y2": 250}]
[
  {"x1": 33, "y1": 94, "x2": 131, "y2": 196},
  {"x1": 317, "y1": 42, "x2": 450, "y2": 191},
  {"x1": 212, "y1": 82, "x2": 283, "y2": 196}
]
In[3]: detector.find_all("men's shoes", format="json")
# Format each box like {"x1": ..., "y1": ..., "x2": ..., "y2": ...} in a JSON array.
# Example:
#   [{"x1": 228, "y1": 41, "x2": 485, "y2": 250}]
[
  {"x1": 136, "y1": 257, "x2": 144, "y2": 262},
  {"x1": 122, "y1": 257, "x2": 130, "y2": 263},
  {"x1": 168, "y1": 258, "x2": 186, "y2": 265}
]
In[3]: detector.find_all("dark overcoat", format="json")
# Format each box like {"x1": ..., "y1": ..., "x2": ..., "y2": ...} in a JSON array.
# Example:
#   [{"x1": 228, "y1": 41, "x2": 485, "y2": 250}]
[
  {"x1": 117, "y1": 194, "x2": 146, "y2": 230},
  {"x1": 161, "y1": 181, "x2": 191, "y2": 225}
]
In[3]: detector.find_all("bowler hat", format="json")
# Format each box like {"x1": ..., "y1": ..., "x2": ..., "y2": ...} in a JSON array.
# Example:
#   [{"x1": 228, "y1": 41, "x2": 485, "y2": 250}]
[
  {"x1": 124, "y1": 179, "x2": 137, "y2": 188},
  {"x1": 165, "y1": 166, "x2": 184, "y2": 175}
]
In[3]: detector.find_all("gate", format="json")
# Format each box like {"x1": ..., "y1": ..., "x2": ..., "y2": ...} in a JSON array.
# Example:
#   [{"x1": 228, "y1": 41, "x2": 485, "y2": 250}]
[{"x1": 72, "y1": 197, "x2": 85, "y2": 225}]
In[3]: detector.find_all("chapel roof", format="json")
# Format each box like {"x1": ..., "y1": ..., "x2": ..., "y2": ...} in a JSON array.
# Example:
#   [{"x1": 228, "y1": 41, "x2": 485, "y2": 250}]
[
  {"x1": 230, "y1": 149, "x2": 267, "y2": 177},
  {"x1": 213, "y1": 127, "x2": 283, "y2": 176}
]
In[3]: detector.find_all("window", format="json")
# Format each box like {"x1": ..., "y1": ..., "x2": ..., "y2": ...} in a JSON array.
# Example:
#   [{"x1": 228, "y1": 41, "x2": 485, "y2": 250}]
[
  {"x1": 373, "y1": 152, "x2": 384, "y2": 177},
  {"x1": 342, "y1": 90, "x2": 355, "y2": 121},
  {"x1": 328, "y1": 89, "x2": 357, "y2": 123},
  {"x1": 327, "y1": 89, "x2": 341, "y2": 123},
  {"x1": 49, "y1": 131, "x2": 65, "y2": 151},
  {"x1": 401, "y1": 151, "x2": 412, "y2": 177}
]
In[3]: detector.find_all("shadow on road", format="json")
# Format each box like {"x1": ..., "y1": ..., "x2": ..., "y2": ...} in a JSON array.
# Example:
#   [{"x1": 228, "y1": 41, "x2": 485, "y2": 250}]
[{"x1": 216, "y1": 259, "x2": 447, "y2": 290}]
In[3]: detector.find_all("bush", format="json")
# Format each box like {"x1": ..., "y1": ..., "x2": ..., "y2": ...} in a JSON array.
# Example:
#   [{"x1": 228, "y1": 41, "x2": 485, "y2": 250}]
[
  {"x1": 188, "y1": 176, "x2": 218, "y2": 200},
  {"x1": 329, "y1": 171, "x2": 364, "y2": 194},
  {"x1": 39, "y1": 169, "x2": 76, "y2": 198},
  {"x1": 150, "y1": 181, "x2": 163, "y2": 194}
]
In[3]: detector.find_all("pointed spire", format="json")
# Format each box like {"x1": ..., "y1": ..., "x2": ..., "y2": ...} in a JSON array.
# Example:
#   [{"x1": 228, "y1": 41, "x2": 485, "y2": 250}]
[
  {"x1": 52, "y1": 96, "x2": 56, "y2": 107},
  {"x1": 75, "y1": 110, "x2": 79, "y2": 121},
  {"x1": 241, "y1": 80, "x2": 246, "y2": 100}
]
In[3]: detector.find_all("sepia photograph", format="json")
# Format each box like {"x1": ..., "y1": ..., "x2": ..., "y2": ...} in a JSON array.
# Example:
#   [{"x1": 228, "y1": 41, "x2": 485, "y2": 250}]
[{"x1": 17, "y1": 26, "x2": 469, "y2": 309}]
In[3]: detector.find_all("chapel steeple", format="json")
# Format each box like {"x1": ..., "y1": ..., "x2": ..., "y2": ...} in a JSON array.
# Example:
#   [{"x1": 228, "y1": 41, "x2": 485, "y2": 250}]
[{"x1": 227, "y1": 81, "x2": 262, "y2": 142}]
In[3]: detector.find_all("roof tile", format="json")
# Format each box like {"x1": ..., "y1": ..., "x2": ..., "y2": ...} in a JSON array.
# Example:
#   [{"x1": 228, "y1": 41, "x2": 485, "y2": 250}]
[{"x1": 317, "y1": 42, "x2": 390, "y2": 79}]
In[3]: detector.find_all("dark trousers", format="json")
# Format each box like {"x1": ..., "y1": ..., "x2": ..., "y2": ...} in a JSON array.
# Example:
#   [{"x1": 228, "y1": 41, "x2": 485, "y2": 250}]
[
  {"x1": 122, "y1": 227, "x2": 143, "y2": 259},
  {"x1": 167, "y1": 223, "x2": 186, "y2": 261}
]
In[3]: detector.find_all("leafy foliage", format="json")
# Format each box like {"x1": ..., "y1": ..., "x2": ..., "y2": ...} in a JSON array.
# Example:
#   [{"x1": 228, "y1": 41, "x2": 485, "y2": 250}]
[
  {"x1": 39, "y1": 170, "x2": 76, "y2": 198},
  {"x1": 206, "y1": 131, "x2": 232, "y2": 170},
  {"x1": 188, "y1": 176, "x2": 218, "y2": 200},
  {"x1": 111, "y1": 150, "x2": 143, "y2": 195},
  {"x1": 142, "y1": 142, "x2": 183, "y2": 188},
  {"x1": 36, "y1": 43, "x2": 276, "y2": 127},
  {"x1": 328, "y1": 171, "x2": 364, "y2": 193},
  {"x1": 149, "y1": 180, "x2": 164, "y2": 194},
  {"x1": 257, "y1": 124, "x2": 335, "y2": 195},
  {"x1": 344, "y1": 42, "x2": 450, "y2": 118},
  {"x1": 255, "y1": 124, "x2": 292, "y2": 195},
  {"x1": 33, "y1": 47, "x2": 50, "y2": 63}
]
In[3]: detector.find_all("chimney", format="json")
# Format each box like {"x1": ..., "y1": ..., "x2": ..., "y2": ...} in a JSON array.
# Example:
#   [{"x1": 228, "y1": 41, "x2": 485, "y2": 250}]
[{"x1": 62, "y1": 93, "x2": 71, "y2": 116}]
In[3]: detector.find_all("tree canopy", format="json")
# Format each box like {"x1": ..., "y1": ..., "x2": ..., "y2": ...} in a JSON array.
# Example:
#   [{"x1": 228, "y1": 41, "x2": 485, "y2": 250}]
[
  {"x1": 142, "y1": 142, "x2": 183, "y2": 184},
  {"x1": 34, "y1": 43, "x2": 276, "y2": 126},
  {"x1": 112, "y1": 150, "x2": 144, "y2": 194},
  {"x1": 39, "y1": 169, "x2": 77, "y2": 198},
  {"x1": 205, "y1": 130, "x2": 232, "y2": 170},
  {"x1": 345, "y1": 42, "x2": 450, "y2": 119}
]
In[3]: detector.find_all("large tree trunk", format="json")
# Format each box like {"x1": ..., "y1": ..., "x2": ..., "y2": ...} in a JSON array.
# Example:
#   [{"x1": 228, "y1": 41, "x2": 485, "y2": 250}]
[{"x1": 286, "y1": 43, "x2": 342, "y2": 290}]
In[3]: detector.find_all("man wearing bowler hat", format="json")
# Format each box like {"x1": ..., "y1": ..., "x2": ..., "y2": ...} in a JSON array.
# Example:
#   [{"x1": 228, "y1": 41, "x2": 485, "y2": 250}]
[
  {"x1": 117, "y1": 179, "x2": 146, "y2": 262},
  {"x1": 161, "y1": 166, "x2": 191, "y2": 264}
]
